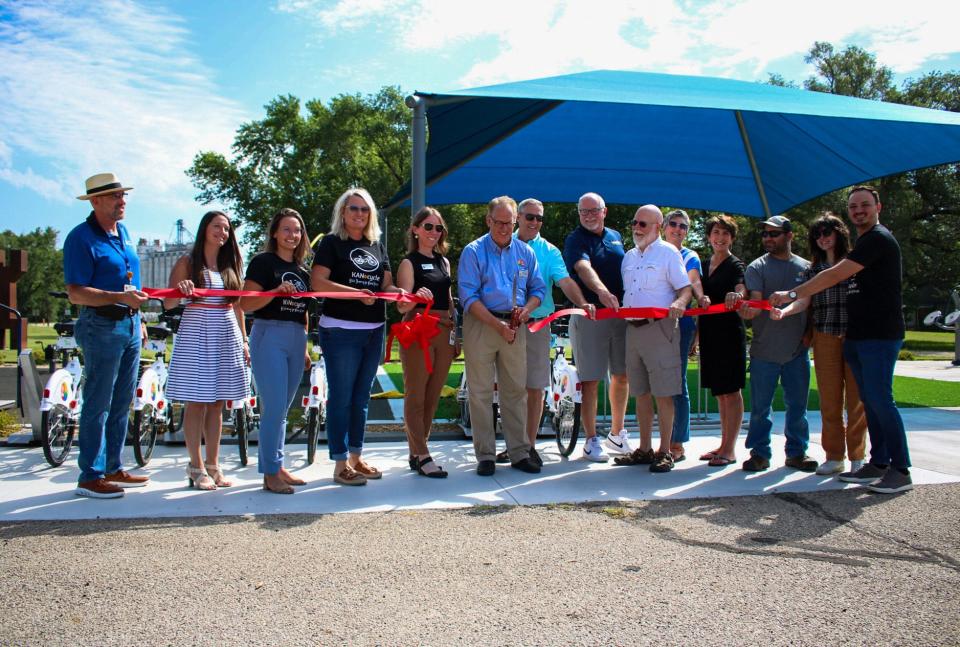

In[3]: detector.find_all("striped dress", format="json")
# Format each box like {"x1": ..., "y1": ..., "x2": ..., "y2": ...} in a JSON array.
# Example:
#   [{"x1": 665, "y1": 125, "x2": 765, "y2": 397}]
[{"x1": 165, "y1": 269, "x2": 248, "y2": 403}]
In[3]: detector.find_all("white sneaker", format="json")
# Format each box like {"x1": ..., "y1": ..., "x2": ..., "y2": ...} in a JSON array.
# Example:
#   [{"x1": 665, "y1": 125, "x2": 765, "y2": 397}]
[
  {"x1": 603, "y1": 429, "x2": 633, "y2": 455},
  {"x1": 581, "y1": 436, "x2": 609, "y2": 462},
  {"x1": 849, "y1": 459, "x2": 864, "y2": 473},
  {"x1": 815, "y1": 459, "x2": 845, "y2": 476}
]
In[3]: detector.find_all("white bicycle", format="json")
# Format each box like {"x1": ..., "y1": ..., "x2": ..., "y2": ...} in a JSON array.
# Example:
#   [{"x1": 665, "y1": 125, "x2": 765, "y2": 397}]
[
  {"x1": 38, "y1": 317, "x2": 83, "y2": 467},
  {"x1": 545, "y1": 322, "x2": 582, "y2": 457},
  {"x1": 128, "y1": 323, "x2": 173, "y2": 466},
  {"x1": 289, "y1": 331, "x2": 327, "y2": 465}
]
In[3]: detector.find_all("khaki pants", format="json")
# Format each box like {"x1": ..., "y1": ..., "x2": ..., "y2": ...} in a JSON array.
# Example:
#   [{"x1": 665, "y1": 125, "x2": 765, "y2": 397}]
[
  {"x1": 400, "y1": 313, "x2": 457, "y2": 456},
  {"x1": 812, "y1": 329, "x2": 867, "y2": 461},
  {"x1": 463, "y1": 312, "x2": 530, "y2": 463}
]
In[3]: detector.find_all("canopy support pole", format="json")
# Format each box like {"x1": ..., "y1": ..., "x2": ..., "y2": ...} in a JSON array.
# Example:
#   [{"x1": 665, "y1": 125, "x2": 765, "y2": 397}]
[
  {"x1": 406, "y1": 94, "x2": 427, "y2": 214},
  {"x1": 735, "y1": 110, "x2": 772, "y2": 218}
]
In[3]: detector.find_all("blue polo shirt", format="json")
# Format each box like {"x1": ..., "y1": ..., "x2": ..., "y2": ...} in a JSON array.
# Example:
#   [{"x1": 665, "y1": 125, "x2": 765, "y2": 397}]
[
  {"x1": 458, "y1": 233, "x2": 546, "y2": 314},
  {"x1": 563, "y1": 225, "x2": 625, "y2": 306},
  {"x1": 679, "y1": 246, "x2": 701, "y2": 333},
  {"x1": 63, "y1": 213, "x2": 141, "y2": 291},
  {"x1": 515, "y1": 232, "x2": 569, "y2": 319}
]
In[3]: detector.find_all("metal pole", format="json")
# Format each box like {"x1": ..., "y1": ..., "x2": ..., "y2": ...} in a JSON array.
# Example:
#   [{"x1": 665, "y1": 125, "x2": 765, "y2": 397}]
[
  {"x1": 735, "y1": 110, "x2": 772, "y2": 219},
  {"x1": 405, "y1": 94, "x2": 427, "y2": 214}
]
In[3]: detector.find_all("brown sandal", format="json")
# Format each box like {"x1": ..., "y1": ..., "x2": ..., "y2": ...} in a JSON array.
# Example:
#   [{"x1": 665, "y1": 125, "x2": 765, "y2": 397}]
[
  {"x1": 349, "y1": 459, "x2": 382, "y2": 480},
  {"x1": 279, "y1": 468, "x2": 307, "y2": 486},
  {"x1": 334, "y1": 467, "x2": 367, "y2": 486},
  {"x1": 262, "y1": 475, "x2": 294, "y2": 494}
]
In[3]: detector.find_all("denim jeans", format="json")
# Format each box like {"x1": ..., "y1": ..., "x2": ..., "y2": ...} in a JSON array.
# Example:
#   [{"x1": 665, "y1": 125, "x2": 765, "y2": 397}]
[
  {"x1": 249, "y1": 319, "x2": 306, "y2": 475},
  {"x1": 319, "y1": 325, "x2": 384, "y2": 461},
  {"x1": 746, "y1": 350, "x2": 810, "y2": 460},
  {"x1": 843, "y1": 338, "x2": 910, "y2": 469},
  {"x1": 672, "y1": 320, "x2": 696, "y2": 444},
  {"x1": 74, "y1": 309, "x2": 141, "y2": 482}
]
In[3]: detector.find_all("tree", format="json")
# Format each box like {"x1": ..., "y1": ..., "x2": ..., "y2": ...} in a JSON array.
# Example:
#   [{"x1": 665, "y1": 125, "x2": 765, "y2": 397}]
[{"x1": 0, "y1": 228, "x2": 65, "y2": 323}]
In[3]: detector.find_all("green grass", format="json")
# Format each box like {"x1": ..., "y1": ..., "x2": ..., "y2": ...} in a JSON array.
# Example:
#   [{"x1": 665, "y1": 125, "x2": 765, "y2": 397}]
[{"x1": 903, "y1": 330, "x2": 955, "y2": 353}]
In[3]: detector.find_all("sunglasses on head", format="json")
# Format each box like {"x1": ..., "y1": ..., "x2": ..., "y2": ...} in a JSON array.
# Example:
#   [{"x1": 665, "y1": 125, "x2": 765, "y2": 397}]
[
  {"x1": 667, "y1": 221, "x2": 689, "y2": 231},
  {"x1": 523, "y1": 213, "x2": 545, "y2": 222},
  {"x1": 420, "y1": 222, "x2": 444, "y2": 233},
  {"x1": 761, "y1": 230, "x2": 784, "y2": 239}
]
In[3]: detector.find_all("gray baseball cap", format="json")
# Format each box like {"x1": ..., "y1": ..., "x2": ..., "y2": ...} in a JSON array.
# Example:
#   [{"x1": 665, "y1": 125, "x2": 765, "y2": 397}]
[{"x1": 760, "y1": 215, "x2": 792, "y2": 231}]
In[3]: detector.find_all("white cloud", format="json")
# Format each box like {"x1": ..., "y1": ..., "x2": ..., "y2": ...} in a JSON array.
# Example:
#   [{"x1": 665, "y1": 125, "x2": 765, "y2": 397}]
[
  {"x1": 280, "y1": 0, "x2": 960, "y2": 87},
  {"x1": 0, "y1": 0, "x2": 247, "y2": 208}
]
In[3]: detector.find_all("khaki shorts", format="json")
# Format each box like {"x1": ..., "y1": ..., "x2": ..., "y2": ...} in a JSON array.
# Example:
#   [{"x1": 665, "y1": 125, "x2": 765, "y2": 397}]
[
  {"x1": 524, "y1": 323, "x2": 551, "y2": 389},
  {"x1": 570, "y1": 316, "x2": 627, "y2": 381},
  {"x1": 625, "y1": 318, "x2": 682, "y2": 397}
]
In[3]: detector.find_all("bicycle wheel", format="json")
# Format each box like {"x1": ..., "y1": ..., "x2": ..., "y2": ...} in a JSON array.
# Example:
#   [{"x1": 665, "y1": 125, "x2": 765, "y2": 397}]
[
  {"x1": 40, "y1": 406, "x2": 75, "y2": 467},
  {"x1": 305, "y1": 408, "x2": 319, "y2": 465},
  {"x1": 235, "y1": 408, "x2": 250, "y2": 466},
  {"x1": 554, "y1": 397, "x2": 581, "y2": 457},
  {"x1": 131, "y1": 405, "x2": 159, "y2": 466}
]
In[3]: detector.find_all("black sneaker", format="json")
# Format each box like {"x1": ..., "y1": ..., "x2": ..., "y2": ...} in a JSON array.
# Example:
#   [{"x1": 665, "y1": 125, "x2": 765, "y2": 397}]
[
  {"x1": 649, "y1": 451, "x2": 674, "y2": 473},
  {"x1": 477, "y1": 460, "x2": 496, "y2": 476},
  {"x1": 511, "y1": 458, "x2": 541, "y2": 474},
  {"x1": 742, "y1": 454, "x2": 770, "y2": 472},
  {"x1": 784, "y1": 455, "x2": 818, "y2": 472},
  {"x1": 495, "y1": 450, "x2": 511, "y2": 464},
  {"x1": 529, "y1": 447, "x2": 543, "y2": 467},
  {"x1": 838, "y1": 462, "x2": 887, "y2": 484},
  {"x1": 866, "y1": 469, "x2": 913, "y2": 494}
]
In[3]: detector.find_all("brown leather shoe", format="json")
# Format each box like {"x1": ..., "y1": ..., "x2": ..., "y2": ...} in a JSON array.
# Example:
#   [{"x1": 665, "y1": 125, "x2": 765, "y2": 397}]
[
  {"x1": 75, "y1": 478, "x2": 124, "y2": 499},
  {"x1": 349, "y1": 459, "x2": 382, "y2": 480},
  {"x1": 334, "y1": 467, "x2": 367, "y2": 486},
  {"x1": 104, "y1": 470, "x2": 150, "y2": 488}
]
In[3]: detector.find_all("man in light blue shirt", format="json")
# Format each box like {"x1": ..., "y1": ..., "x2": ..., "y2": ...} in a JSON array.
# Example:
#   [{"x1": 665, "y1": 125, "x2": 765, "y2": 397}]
[
  {"x1": 458, "y1": 196, "x2": 547, "y2": 476},
  {"x1": 494, "y1": 198, "x2": 594, "y2": 466}
]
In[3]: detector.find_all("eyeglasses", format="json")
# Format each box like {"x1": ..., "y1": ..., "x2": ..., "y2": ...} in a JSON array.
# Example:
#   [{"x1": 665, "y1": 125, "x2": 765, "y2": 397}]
[
  {"x1": 579, "y1": 207, "x2": 603, "y2": 216},
  {"x1": 103, "y1": 192, "x2": 128, "y2": 200},
  {"x1": 491, "y1": 219, "x2": 514, "y2": 229},
  {"x1": 813, "y1": 227, "x2": 835, "y2": 239},
  {"x1": 761, "y1": 230, "x2": 784, "y2": 239},
  {"x1": 522, "y1": 213, "x2": 545, "y2": 222},
  {"x1": 667, "y1": 221, "x2": 688, "y2": 231},
  {"x1": 347, "y1": 205, "x2": 371, "y2": 214},
  {"x1": 421, "y1": 222, "x2": 444, "y2": 233},
  {"x1": 631, "y1": 220, "x2": 650, "y2": 228}
]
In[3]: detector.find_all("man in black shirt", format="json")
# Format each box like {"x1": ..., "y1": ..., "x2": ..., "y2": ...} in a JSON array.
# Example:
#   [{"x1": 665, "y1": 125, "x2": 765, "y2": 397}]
[{"x1": 771, "y1": 186, "x2": 911, "y2": 493}]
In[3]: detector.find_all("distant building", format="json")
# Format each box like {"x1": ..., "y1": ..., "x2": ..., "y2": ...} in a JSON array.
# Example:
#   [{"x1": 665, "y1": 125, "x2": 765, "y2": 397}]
[{"x1": 138, "y1": 238, "x2": 190, "y2": 291}]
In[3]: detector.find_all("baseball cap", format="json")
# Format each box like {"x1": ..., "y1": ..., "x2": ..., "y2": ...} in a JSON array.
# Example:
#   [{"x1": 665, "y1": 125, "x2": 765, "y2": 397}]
[{"x1": 760, "y1": 215, "x2": 792, "y2": 231}]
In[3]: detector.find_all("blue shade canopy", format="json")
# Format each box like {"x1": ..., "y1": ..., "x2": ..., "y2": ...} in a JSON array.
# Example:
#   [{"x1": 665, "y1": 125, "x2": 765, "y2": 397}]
[{"x1": 387, "y1": 70, "x2": 960, "y2": 217}]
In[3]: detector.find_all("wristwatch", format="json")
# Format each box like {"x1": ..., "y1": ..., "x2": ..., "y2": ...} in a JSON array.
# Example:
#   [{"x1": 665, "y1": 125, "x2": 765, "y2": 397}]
[{"x1": 788, "y1": 290, "x2": 798, "y2": 300}]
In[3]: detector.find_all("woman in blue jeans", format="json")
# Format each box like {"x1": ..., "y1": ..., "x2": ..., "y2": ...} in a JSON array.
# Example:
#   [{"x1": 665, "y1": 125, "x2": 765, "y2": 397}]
[
  {"x1": 311, "y1": 187, "x2": 407, "y2": 486},
  {"x1": 240, "y1": 208, "x2": 312, "y2": 494}
]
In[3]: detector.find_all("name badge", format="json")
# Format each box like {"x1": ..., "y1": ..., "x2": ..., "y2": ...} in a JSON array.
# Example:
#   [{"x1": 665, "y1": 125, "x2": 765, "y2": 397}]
[{"x1": 421, "y1": 263, "x2": 434, "y2": 270}]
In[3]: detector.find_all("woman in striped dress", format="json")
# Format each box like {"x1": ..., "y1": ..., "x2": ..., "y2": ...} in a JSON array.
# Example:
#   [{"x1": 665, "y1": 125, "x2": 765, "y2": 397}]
[{"x1": 164, "y1": 211, "x2": 249, "y2": 491}]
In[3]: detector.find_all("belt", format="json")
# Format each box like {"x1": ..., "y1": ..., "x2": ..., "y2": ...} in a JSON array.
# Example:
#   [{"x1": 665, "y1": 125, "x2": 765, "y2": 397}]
[
  {"x1": 627, "y1": 318, "x2": 653, "y2": 328},
  {"x1": 90, "y1": 305, "x2": 135, "y2": 320},
  {"x1": 489, "y1": 311, "x2": 514, "y2": 320}
]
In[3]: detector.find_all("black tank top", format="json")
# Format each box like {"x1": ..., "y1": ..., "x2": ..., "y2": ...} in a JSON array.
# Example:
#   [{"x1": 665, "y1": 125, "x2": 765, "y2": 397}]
[{"x1": 406, "y1": 251, "x2": 451, "y2": 311}]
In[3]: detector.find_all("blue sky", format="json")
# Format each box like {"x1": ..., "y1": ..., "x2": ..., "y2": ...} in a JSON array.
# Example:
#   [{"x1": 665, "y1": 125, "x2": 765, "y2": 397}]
[{"x1": 1, "y1": 0, "x2": 958, "y2": 250}]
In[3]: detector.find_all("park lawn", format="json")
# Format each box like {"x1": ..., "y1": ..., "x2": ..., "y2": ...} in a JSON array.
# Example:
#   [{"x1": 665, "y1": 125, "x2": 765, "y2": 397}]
[{"x1": 903, "y1": 330, "x2": 954, "y2": 353}]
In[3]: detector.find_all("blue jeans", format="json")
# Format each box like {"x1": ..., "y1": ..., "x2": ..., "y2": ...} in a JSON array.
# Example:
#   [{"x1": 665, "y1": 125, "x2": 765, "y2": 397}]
[
  {"x1": 746, "y1": 351, "x2": 810, "y2": 460},
  {"x1": 319, "y1": 325, "x2": 384, "y2": 461},
  {"x1": 672, "y1": 320, "x2": 696, "y2": 444},
  {"x1": 250, "y1": 319, "x2": 306, "y2": 475},
  {"x1": 843, "y1": 338, "x2": 910, "y2": 469},
  {"x1": 74, "y1": 309, "x2": 141, "y2": 482}
]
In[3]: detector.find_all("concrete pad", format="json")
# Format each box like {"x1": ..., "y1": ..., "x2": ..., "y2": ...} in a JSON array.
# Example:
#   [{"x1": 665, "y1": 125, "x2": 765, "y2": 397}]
[
  {"x1": 894, "y1": 359, "x2": 960, "y2": 381},
  {"x1": 1, "y1": 407, "x2": 957, "y2": 522}
]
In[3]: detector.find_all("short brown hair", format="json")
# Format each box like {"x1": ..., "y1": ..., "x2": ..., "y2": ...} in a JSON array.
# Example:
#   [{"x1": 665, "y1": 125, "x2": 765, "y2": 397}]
[
  {"x1": 705, "y1": 214, "x2": 738, "y2": 239},
  {"x1": 848, "y1": 185, "x2": 880, "y2": 205}
]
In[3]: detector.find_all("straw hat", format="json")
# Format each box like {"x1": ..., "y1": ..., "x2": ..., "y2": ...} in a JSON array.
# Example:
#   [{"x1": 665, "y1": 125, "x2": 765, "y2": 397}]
[{"x1": 76, "y1": 173, "x2": 133, "y2": 200}]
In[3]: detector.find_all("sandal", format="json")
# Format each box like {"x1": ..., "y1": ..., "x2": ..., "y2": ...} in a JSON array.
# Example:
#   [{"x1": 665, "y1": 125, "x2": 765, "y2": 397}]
[
  {"x1": 613, "y1": 448, "x2": 655, "y2": 466},
  {"x1": 186, "y1": 466, "x2": 216, "y2": 491},
  {"x1": 350, "y1": 459, "x2": 382, "y2": 480},
  {"x1": 262, "y1": 475, "x2": 294, "y2": 494},
  {"x1": 334, "y1": 467, "x2": 367, "y2": 486},
  {"x1": 699, "y1": 450, "x2": 721, "y2": 461},
  {"x1": 708, "y1": 455, "x2": 736, "y2": 467},
  {"x1": 416, "y1": 456, "x2": 448, "y2": 479},
  {"x1": 408, "y1": 455, "x2": 418, "y2": 471},
  {"x1": 204, "y1": 463, "x2": 233, "y2": 487},
  {"x1": 671, "y1": 448, "x2": 686, "y2": 463},
  {"x1": 278, "y1": 467, "x2": 306, "y2": 486}
]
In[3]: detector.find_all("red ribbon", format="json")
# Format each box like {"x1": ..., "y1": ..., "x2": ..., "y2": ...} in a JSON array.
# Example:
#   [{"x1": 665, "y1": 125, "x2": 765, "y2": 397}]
[
  {"x1": 384, "y1": 304, "x2": 443, "y2": 373},
  {"x1": 526, "y1": 300, "x2": 772, "y2": 333},
  {"x1": 143, "y1": 287, "x2": 430, "y2": 304}
]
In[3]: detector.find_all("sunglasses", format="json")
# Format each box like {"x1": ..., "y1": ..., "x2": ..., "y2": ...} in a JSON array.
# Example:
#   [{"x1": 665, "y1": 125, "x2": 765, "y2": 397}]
[
  {"x1": 347, "y1": 204, "x2": 371, "y2": 214},
  {"x1": 813, "y1": 227, "x2": 835, "y2": 239},
  {"x1": 631, "y1": 220, "x2": 650, "y2": 228},
  {"x1": 667, "y1": 221, "x2": 689, "y2": 231},
  {"x1": 420, "y1": 222, "x2": 444, "y2": 233},
  {"x1": 523, "y1": 213, "x2": 545, "y2": 222},
  {"x1": 761, "y1": 230, "x2": 784, "y2": 239}
]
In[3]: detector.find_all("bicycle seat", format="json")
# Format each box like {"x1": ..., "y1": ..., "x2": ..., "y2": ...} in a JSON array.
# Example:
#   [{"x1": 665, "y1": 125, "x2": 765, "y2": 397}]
[
  {"x1": 54, "y1": 321, "x2": 76, "y2": 336},
  {"x1": 146, "y1": 325, "x2": 171, "y2": 340}
]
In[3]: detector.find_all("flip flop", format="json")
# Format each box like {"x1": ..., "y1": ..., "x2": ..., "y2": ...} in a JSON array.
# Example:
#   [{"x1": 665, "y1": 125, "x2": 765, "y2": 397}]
[
  {"x1": 699, "y1": 451, "x2": 720, "y2": 461},
  {"x1": 708, "y1": 455, "x2": 736, "y2": 467}
]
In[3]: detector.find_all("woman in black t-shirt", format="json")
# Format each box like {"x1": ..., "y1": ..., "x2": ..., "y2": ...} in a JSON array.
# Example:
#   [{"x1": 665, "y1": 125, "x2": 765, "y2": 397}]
[
  {"x1": 311, "y1": 188, "x2": 407, "y2": 486},
  {"x1": 396, "y1": 207, "x2": 457, "y2": 478},
  {"x1": 240, "y1": 208, "x2": 312, "y2": 494}
]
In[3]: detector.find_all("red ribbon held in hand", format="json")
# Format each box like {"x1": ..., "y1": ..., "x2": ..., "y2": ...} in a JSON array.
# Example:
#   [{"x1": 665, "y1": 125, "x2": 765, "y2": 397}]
[
  {"x1": 384, "y1": 304, "x2": 443, "y2": 373},
  {"x1": 526, "y1": 300, "x2": 772, "y2": 333}
]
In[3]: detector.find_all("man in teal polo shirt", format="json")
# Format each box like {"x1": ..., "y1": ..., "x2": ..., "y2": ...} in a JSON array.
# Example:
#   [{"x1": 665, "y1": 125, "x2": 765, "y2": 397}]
[
  {"x1": 63, "y1": 173, "x2": 150, "y2": 498},
  {"x1": 494, "y1": 198, "x2": 594, "y2": 466}
]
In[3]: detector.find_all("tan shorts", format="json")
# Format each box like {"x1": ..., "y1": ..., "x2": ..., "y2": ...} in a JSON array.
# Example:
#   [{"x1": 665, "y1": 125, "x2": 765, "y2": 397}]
[
  {"x1": 625, "y1": 318, "x2": 682, "y2": 397},
  {"x1": 524, "y1": 323, "x2": 551, "y2": 389},
  {"x1": 570, "y1": 316, "x2": 627, "y2": 381}
]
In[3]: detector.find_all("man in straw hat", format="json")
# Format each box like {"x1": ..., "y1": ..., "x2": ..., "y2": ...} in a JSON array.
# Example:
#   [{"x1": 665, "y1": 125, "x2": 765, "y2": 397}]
[{"x1": 63, "y1": 173, "x2": 150, "y2": 498}]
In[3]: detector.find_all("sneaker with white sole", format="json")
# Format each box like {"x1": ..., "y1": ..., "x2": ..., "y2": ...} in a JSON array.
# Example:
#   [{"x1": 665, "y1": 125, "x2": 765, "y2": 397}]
[
  {"x1": 838, "y1": 462, "x2": 887, "y2": 484},
  {"x1": 816, "y1": 459, "x2": 845, "y2": 476},
  {"x1": 75, "y1": 478, "x2": 124, "y2": 499},
  {"x1": 582, "y1": 436, "x2": 609, "y2": 462},
  {"x1": 867, "y1": 469, "x2": 913, "y2": 494},
  {"x1": 603, "y1": 429, "x2": 633, "y2": 455}
]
